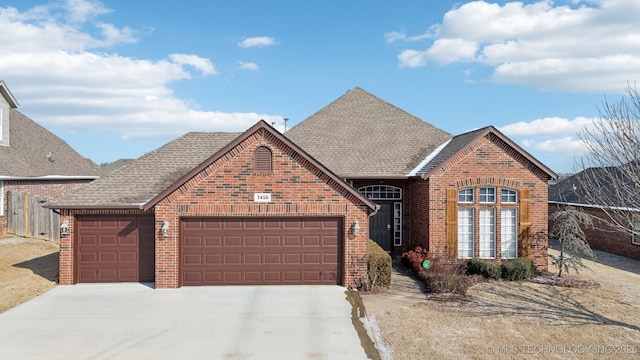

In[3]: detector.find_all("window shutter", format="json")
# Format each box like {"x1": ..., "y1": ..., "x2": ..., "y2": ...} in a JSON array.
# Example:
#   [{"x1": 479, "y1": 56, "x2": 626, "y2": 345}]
[
  {"x1": 254, "y1": 146, "x2": 272, "y2": 172},
  {"x1": 446, "y1": 188, "x2": 458, "y2": 259},
  {"x1": 518, "y1": 189, "x2": 531, "y2": 257}
]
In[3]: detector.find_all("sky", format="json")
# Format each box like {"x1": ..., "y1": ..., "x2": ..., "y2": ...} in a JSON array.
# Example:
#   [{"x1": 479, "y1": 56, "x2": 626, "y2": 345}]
[{"x1": 1, "y1": 0, "x2": 639, "y2": 174}]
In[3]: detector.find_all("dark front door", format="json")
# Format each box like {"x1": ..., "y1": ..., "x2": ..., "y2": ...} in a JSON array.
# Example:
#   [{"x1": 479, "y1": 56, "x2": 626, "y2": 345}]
[{"x1": 370, "y1": 202, "x2": 392, "y2": 252}]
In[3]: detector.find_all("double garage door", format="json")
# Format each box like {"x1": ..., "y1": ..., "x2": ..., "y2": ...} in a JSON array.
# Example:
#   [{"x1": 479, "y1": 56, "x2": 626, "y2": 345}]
[
  {"x1": 181, "y1": 218, "x2": 342, "y2": 286},
  {"x1": 76, "y1": 216, "x2": 341, "y2": 286}
]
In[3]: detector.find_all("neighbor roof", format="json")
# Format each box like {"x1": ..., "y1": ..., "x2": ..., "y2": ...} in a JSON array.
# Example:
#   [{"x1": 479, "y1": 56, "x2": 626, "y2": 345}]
[
  {"x1": 47, "y1": 132, "x2": 240, "y2": 208},
  {"x1": 0, "y1": 110, "x2": 98, "y2": 178},
  {"x1": 415, "y1": 126, "x2": 558, "y2": 180},
  {"x1": 286, "y1": 87, "x2": 452, "y2": 178}
]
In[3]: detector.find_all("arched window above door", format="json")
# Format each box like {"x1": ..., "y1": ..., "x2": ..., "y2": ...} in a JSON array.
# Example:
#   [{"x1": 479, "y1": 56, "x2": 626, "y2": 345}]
[{"x1": 357, "y1": 185, "x2": 402, "y2": 200}]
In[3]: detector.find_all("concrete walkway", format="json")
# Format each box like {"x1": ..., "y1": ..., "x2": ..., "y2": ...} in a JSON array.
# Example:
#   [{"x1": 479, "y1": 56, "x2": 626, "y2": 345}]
[
  {"x1": 361, "y1": 258, "x2": 426, "y2": 315},
  {"x1": 0, "y1": 284, "x2": 372, "y2": 360}
]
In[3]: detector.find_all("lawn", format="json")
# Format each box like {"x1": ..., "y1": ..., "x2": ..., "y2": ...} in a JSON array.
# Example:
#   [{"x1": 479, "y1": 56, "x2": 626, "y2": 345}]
[{"x1": 369, "y1": 249, "x2": 640, "y2": 360}]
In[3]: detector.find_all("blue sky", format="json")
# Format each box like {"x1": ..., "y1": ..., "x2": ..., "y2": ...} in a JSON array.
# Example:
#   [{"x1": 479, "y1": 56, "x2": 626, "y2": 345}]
[{"x1": 1, "y1": 0, "x2": 639, "y2": 174}]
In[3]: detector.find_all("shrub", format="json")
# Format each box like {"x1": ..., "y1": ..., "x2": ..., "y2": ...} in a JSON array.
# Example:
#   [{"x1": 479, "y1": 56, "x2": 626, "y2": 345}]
[
  {"x1": 466, "y1": 258, "x2": 501, "y2": 280},
  {"x1": 501, "y1": 257, "x2": 536, "y2": 281},
  {"x1": 401, "y1": 246, "x2": 482, "y2": 295},
  {"x1": 368, "y1": 240, "x2": 392, "y2": 288}
]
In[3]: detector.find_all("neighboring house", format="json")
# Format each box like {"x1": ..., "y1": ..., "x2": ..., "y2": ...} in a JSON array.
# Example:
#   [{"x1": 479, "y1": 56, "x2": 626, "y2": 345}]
[
  {"x1": 549, "y1": 167, "x2": 640, "y2": 260},
  {"x1": 49, "y1": 87, "x2": 556, "y2": 288},
  {"x1": 0, "y1": 81, "x2": 98, "y2": 239}
]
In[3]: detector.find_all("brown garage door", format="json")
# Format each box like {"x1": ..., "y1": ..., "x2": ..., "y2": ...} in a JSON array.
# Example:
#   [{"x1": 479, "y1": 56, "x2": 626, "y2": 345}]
[
  {"x1": 76, "y1": 215, "x2": 155, "y2": 283},
  {"x1": 181, "y1": 217, "x2": 342, "y2": 286}
]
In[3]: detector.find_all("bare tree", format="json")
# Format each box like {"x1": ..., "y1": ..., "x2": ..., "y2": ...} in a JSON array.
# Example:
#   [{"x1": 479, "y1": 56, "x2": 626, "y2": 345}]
[{"x1": 577, "y1": 84, "x2": 640, "y2": 237}]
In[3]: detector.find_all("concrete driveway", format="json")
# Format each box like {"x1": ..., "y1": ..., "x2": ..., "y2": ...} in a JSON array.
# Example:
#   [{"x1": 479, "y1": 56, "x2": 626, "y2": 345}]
[{"x1": 0, "y1": 284, "x2": 377, "y2": 359}]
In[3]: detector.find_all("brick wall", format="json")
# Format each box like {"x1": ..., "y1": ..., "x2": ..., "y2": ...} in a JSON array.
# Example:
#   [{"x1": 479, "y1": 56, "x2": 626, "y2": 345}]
[
  {"x1": 1, "y1": 179, "x2": 92, "y2": 235},
  {"x1": 425, "y1": 135, "x2": 550, "y2": 272},
  {"x1": 549, "y1": 203, "x2": 640, "y2": 260},
  {"x1": 151, "y1": 130, "x2": 371, "y2": 288}
]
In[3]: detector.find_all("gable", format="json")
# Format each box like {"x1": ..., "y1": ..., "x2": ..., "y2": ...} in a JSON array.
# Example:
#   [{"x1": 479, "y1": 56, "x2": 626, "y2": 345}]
[
  {"x1": 158, "y1": 127, "x2": 373, "y2": 211},
  {"x1": 148, "y1": 121, "x2": 375, "y2": 211},
  {"x1": 417, "y1": 127, "x2": 557, "y2": 181}
]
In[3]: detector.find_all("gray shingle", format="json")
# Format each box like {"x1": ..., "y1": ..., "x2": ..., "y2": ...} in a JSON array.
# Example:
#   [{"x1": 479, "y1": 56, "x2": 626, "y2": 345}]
[
  {"x1": 285, "y1": 87, "x2": 452, "y2": 177},
  {"x1": 0, "y1": 110, "x2": 98, "y2": 177},
  {"x1": 49, "y1": 132, "x2": 240, "y2": 207}
]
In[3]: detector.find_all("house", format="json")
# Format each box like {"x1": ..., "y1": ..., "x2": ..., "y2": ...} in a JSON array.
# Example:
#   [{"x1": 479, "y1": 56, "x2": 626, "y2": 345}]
[
  {"x1": 49, "y1": 87, "x2": 556, "y2": 288},
  {"x1": 286, "y1": 88, "x2": 556, "y2": 271},
  {"x1": 0, "y1": 81, "x2": 98, "y2": 240},
  {"x1": 549, "y1": 167, "x2": 640, "y2": 260}
]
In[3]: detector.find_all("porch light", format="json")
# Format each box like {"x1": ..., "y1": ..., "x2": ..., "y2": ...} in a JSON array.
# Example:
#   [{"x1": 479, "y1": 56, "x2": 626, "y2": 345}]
[
  {"x1": 162, "y1": 221, "x2": 170, "y2": 237},
  {"x1": 60, "y1": 219, "x2": 70, "y2": 236},
  {"x1": 352, "y1": 220, "x2": 360, "y2": 236}
]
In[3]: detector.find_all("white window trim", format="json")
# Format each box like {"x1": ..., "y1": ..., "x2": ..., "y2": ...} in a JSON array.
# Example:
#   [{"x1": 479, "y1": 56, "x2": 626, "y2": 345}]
[
  {"x1": 501, "y1": 188, "x2": 518, "y2": 204},
  {"x1": 479, "y1": 207, "x2": 496, "y2": 258},
  {"x1": 501, "y1": 208, "x2": 518, "y2": 259},
  {"x1": 458, "y1": 188, "x2": 474, "y2": 203},
  {"x1": 480, "y1": 187, "x2": 496, "y2": 204},
  {"x1": 458, "y1": 208, "x2": 474, "y2": 258},
  {"x1": 393, "y1": 202, "x2": 402, "y2": 246}
]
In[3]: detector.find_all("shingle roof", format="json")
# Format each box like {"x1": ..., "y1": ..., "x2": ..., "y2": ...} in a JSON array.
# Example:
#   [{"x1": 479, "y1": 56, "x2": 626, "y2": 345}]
[
  {"x1": 48, "y1": 132, "x2": 240, "y2": 207},
  {"x1": 285, "y1": 87, "x2": 452, "y2": 178},
  {"x1": 549, "y1": 164, "x2": 637, "y2": 208},
  {"x1": 49, "y1": 121, "x2": 377, "y2": 210},
  {"x1": 0, "y1": 110, "x2": 98, "y2": 178},
  {"x1": 415, "y1": 126, "x2": 558, "y2": 180}
]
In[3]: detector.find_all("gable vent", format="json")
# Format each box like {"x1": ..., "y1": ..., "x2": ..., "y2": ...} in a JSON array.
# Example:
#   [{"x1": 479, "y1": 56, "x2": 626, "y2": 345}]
[{"x1": 254, "y1": 146, "x2": 272, "y2": 173}]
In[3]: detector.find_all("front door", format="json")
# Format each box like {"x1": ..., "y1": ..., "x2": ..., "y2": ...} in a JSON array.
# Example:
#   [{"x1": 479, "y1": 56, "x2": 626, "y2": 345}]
[{"x1": 369, "y1": 202, "x2": 392, "y2": 252}]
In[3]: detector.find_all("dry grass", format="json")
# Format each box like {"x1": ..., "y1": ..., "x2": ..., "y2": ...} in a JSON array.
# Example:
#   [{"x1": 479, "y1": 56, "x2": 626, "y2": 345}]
[
  {"x1": 371, "y1": 249, "x2": 640, "y2": 360},
  {"x1": 0, "y1": 236, "x2": 59, "y2": 313}
]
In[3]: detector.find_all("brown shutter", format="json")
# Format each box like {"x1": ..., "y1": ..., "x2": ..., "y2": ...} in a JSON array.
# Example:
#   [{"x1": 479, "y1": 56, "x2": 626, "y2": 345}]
[
  {"x1": 446, "y1": 188, "x2": 458, "y2": 259},
  {"x1": 518, "y1": 189, "x2": 531, "y2": 257}
]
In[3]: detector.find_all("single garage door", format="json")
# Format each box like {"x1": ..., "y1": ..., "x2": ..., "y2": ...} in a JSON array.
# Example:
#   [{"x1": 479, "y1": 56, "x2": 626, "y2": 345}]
[
  {"x1": 181, "y1": 217, "x2": 342, "y2": 286},
  {"x1": 76, "y1": 215, "x2": 155, "y2": 283}
]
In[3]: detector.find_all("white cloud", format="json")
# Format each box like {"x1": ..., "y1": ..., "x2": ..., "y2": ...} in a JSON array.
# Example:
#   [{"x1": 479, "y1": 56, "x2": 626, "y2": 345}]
[
  {"x1": 0, "y1": 0, "x2": 284, "y2": 145},
  {"x1": 169, "y1": 54, "x2": 217, "y2": 75},
  {"x1": 395, "y1": 0, "x2": 640, "y2": 93},
  {"x1": 238, "y1": 36, "x2": 278, "y2": 48},
  {"x1": 519, "y1": 136, "x2": 587, "y2": 155},
  {"x1": 500, "y1": 116, "x2": 594, "y2": 136},
  {"x1": 236, "y1": 61, "x2": 259, "y2": 71}
]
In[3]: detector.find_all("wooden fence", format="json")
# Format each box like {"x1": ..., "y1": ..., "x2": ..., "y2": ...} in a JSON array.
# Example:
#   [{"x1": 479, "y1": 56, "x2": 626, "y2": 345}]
[{"x1": 6, "y1": 191, "x2": 60, "y2": 242}]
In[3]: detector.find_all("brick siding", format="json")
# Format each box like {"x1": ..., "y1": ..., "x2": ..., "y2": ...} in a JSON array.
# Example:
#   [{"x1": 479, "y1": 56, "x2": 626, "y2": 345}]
[
  {"x1": 423, "y1": 135, "x2": 550, "y2": 272},
  {"x1": 549, "y1": 203, "x2": 640, "y2": 261}
]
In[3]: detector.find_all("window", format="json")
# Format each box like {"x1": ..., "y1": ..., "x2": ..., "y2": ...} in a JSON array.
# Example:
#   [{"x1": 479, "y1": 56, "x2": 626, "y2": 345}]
[
  {"x1": 480, "y1": 187, "x2": 495, "y2": 203},
  {"x1": 633, "y1": 218, "x2": 640, "y2": 245},
  {"x1": 254, "y1": 146, "x2": 272, "y2": 172},
  {"x1": 501, "y1": 208, "x2": 518, "y2": 258},
  {"x1": 458, "y1": 208, "x2": 474, "y2": 258},
  {"x1": 394, "y1": 202, "x2": 402, "y2": 246},
  {"x1": 501, "y1": 189, "x2": 517, "y2": 203},
  {"x1": 0, "y1": 108, "x2": 3, "y2": 141},
  {"x1": 479, "y1": 208, "x2": 496, "y2": 258},
  {"x1": 358, "y1": 185, "x2": 401, "y2": 200},
  {"x1": 458, "y1": 188, "x2": 473, "y2": 203},
  {"x1": 0, "y1": 181, "x2": 3, "y2": 215}
]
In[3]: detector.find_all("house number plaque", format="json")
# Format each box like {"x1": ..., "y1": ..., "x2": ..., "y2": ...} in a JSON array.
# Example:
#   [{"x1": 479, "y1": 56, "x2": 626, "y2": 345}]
[{"x1": 254, "y1": 193, "x2": 271, "y2": 202}]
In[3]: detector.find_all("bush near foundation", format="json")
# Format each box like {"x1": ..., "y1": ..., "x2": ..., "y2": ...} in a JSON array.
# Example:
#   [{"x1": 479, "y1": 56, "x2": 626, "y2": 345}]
[
  {"x1": 466, "y1": 258, "x2": 502, "y2": 280},
  {"x1": 501, "y1": 257, "x2": 536, "y2": 281},
  {"x1": 401, "y1": 246, "x2": 482, "y2": 295},
  {"x1": 368, "y1": 240, "x2": 392, "y2": 288}
]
